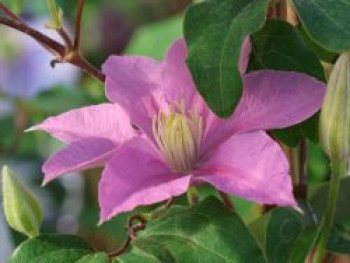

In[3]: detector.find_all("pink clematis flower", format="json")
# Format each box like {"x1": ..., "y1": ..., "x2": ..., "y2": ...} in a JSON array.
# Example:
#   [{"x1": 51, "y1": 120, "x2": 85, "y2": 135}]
[{"x1": 31, "y1": 38, "x2": 326, "y2": 223}]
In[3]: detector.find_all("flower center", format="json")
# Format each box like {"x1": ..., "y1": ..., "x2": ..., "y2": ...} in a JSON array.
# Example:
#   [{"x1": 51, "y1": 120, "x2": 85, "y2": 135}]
[{"x1": 152, "y1": 101, "x2": 203, "y2": 173}]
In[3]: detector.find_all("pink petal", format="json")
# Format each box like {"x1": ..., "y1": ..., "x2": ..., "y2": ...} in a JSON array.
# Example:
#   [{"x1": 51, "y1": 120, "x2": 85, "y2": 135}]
[
  {"x1": 239, "y1": 37, "x2": 252, "y2": 75},
  {"x1": 195, "y1": 131, "x2": 296, "y2": 207},
  {"x1": 161, "y1": 38, "x2": 207, "y2": 113},
  {"x1": 102, "y1": 56, "x2": 163, "y2": 137},
  {"x1": 98, "y1": 137, "x2": 191, "y2": 223},
  {"x1": 42, "y1": 137, "x2": 116, "y2": 185},
  {"x1": 232, "y1": 70, "x2": 326, "y2": 133},
  {"x1": 201, "y1": 70, "x2": 326, "y2": 153},
  {"x1": 29, "y1": 103, "x2": 134, "y2": 144}
]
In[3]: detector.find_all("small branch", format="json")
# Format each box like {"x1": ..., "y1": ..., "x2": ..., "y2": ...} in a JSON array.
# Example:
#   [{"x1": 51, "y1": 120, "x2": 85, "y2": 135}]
[
  {"x1": 127, "y1": 214, "x2": 147, "y2": 238},
  {"x1": 297, "y1": 137, "x2": 308, "y2": 199},
  {"x1": 187, "y1": 186, "x2": 199, "y2": 204},
  {"x1": 146, "y1": 198, "x2": 174, "y2": 220},
  {"x1": 57, "y1": 28, "x2": 73, "y2": 51},
  {"x1": 108, "y1": 236, "x2": 131, "y2": 258},
  {"x1": 218, "y1": 191, "x2": 235, "y2": 211},
  {"x1": 0, "y1": 16, "x2": 65, "y2": 56},
  {"x1": 73, "y1": 0, "x2": 85, "y2": 51},
  {"x1": 0, "y1": 12, "x2": 105, "y2": 82},
  {"x1": 313, "y1": 159, "x2": 346, "y2": 263},
  {"x1": 69, "y1": 53, "x2": 105, "y2": 82},
  {"x1": 164, "y1": 198, "x2": 173, "y2": 209},
  {"x1": 108, "y1": 214, "x2": 147, "y2": 259},
  {"x1": 0, "y1": 3, "x2": 22, "y2": 22}
]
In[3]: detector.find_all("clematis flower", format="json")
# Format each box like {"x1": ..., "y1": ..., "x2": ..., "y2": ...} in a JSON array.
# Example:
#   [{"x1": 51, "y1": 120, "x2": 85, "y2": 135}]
[
  {"x1": 31, "y1": 38, "x2": 326, "y2": 223},
  {"x1": 0, "y1": 17, "x2": 80, "y2": 99}
]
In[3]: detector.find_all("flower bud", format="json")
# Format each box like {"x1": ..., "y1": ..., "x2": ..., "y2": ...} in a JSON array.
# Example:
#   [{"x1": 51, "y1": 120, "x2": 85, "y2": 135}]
[
  {"x1": 320, "y1": 53, "x2": 350, "y2": 160},
  {"x1": 2, "y1": 166, "x2": 43, "y2": 238},
  {"x1": 46, "y1": 0, "x2": 63, "y2": 30}
]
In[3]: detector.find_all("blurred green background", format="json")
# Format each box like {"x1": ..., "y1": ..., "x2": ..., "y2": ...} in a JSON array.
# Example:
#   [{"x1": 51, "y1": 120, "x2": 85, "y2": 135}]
[{"x1": 0, "y1": 0, "x2": 331, "y2": 260}]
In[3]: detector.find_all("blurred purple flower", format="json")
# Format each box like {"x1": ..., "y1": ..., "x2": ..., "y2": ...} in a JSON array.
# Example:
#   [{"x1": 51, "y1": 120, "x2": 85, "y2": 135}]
[
  {"x1": 31, "y1": 38, "x2": 326, "y2": 223},
  {"x1": 0, "y1": 18, "x2": 80, "y2": 99}
]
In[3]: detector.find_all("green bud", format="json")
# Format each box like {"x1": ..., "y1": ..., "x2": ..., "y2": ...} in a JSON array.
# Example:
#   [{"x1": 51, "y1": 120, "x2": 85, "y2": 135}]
[
  {"x1": 2, "y1": 166, "x2": 43, "y2": 238},
  {"x1": 320, "y1": 53, "x2": 350, "y2": 160},
  {"x1": 46, "y1": 0, "x2": 63, "y2": 30}
]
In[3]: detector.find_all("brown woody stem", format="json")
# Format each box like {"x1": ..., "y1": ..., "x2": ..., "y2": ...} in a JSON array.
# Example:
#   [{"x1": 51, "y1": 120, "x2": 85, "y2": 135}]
[
  {"x1": 0, "y1": 12, "x2": 105, "y2": 82},
  {"x1": 0, "y1": 16, "x2": 65, "y2": 56},
  {"x1": 57, "y1": 28, "x2": 73, "y2": 51},
  {"x1": 73, "y1": 0, "x2": 85, "y2": 51},
  {"x1": 298, "y1": 137, "x2": 308, "y2": 199},
  {"x1": 218, "y1": 191, "x2": 235, "y2": 211},
  {"x1": 0, "y1": 3, "x2": 22, "y2": 22}
]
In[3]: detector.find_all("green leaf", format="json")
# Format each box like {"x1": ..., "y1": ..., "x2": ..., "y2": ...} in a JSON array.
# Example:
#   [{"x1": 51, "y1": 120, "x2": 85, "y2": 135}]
[
  {"x1": 292, "y1": 0, "x2": 350, "y2": 52},
  {"x1": 249, "y1": 20, "x2": 325, "y2": 81},
  {"x1": 126, "y1": 15, "x2": 183, "y2": 60},
  {"x1": 328, "y1": 227, "x2": 350, "y2": 255},
  {"x1": 248, "y1": 19, "x2": 326, "y2": 146},
  {"x1": 272, "y1": 126, "x2": 301, "y2": 147},
  {"x1": 249, "y1": 208, "x2": 318, "y2": 263},
  {"x1": 184, "y1": 0, "x2": 269, "y2": 117},
  {"x1": 309, "y1": 178, "x2": 350, "y2": 224},
  {"x1": 25, "y1": 87, "x2": 90, "y2": 116},
  {"x1": 119, "y1": 197, "x2": 267, "y2": 262},
  {"x1": 265, "y1": 208, "x2": 317, "y2": 263},
  {"x1": 2, "y1": 166, "x2": 43, "y2": 238},
  {"x1": 77, "y1": 252, "x2": 109, "y2": 263},
  {"x1": 9, "y1": 235, "x2": 94, "y2": 263},
  {"x1": 117, "y1": 247, "x2": 162, "y2": 263},
  {"x1": 297, "y1": 25, "x2": 338, "y2": 64}
]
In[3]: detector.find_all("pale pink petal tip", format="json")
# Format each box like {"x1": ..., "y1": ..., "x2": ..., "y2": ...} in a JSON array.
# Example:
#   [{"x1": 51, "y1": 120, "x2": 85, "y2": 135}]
[
  {"x1": 42, "y1": 138, "x2": 116, "y2": 184},
  {"x1": 24, "y1": 125, "x2": 40, "y2": 133}
]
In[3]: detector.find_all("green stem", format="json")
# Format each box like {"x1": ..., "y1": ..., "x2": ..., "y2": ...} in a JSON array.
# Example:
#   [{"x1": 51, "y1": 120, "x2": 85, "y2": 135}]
[
  {"x1": 187, "y1": 186, "x2": 199, "y2": 205},
  {"x1": 313, "y1": 158, "x2": 346, "y2": 263}
]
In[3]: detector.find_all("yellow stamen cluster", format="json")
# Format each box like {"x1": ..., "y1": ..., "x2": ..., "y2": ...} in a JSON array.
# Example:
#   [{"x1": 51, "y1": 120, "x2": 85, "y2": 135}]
[{"x1": 152, "y1": 101, "x2": 203, "y2": 173}]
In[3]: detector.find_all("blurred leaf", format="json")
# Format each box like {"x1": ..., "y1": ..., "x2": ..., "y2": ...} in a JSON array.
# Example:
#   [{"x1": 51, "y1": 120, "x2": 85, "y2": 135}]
[
  {"x1": 0, "y1": 115, "x2": 15, "y2": 149},
  {"x1": 272, "y1": 126, "x2": 301, "y2": 147},
  {"x1": 308, "y1": 140, "x2": 330, "y2": 183},
  {"x1": 119, "y1": 197, "x2": 267, "y2": 262},
  {"x1": 46, "y1": 0, "x2": 64, "y2": 30},
  {"x1": 265, "y1": 208, "x2": 316, "y2": 263},
  {"x1": 77, "y1": 252, "x2": 109, "y2": 263},
  {"x1": 2, "y1": 166, "x2": 43, "y2": 238},
  {"x1": 250, "y1": 208, "x2": 317, "y2": 263},
  {"x1": 126, "y1": 15, "x2": 183, "y2": 60},
  {"x1": 12, "y1": 0, "x2": 24, "y2": 14},
  {"x1": 297, "y1": 26, "x2": 338, "y2": 64},
  {"x1": 24, "y1": 87, "x2": 90, "y2": 116},
  {"x1": 328, "y1": 227, "x2": 350, "y2": 255},
  {"x1": 309, "y1": 178, "x2": 350, "y2": 224},
  {"x1": 9, "y1": 235, "x2": 94, "y2": 263},
  {"x1": 292, "y1": 0, "x2": 350, "y2": 52},
  {"x1": 248, "y1": 20, "x2": 326, "y2": 146},
  {"x1": 184, "y1": 0, "x2": 269, "y2": 117},
  {"x1": 248, "y1": 213, "x2": 270, "y2": 249}
]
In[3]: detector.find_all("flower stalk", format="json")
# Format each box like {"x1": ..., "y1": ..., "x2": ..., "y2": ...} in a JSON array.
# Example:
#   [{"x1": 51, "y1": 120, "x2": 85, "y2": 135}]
[
  {"x1": 313, "y1": 158, "x2": 346, "y2": 263},
  {"x1": 73, "y1": 0, "x2": 85, "y2": 51},
  {"x1": 187, "y1": 186, "x2": 199, "y2": 205},
  {"x1": 315, "y1": 52, "x2": 350, "y2": 262}
]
